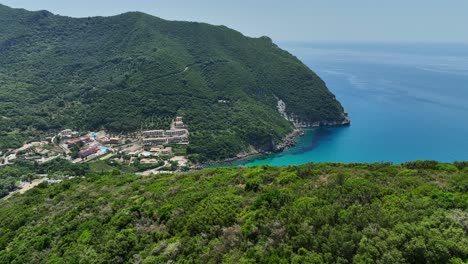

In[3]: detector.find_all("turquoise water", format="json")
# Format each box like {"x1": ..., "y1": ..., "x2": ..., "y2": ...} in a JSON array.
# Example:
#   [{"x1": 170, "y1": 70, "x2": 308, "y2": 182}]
[{"x1": 236, "y1": 43, "x2": 468, "y2": 166}]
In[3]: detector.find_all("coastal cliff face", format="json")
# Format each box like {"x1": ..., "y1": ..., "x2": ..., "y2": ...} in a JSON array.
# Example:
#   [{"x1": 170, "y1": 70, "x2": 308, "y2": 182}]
[
  {"x1": 277, "y1": 98, "x2": 350, "y2": 128},
  {"x1": 240, "y1": 97, "x2": 351, "y2": 156}
]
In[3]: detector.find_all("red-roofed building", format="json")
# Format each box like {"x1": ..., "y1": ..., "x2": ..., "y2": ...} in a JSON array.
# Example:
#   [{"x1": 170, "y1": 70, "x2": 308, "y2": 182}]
[
  {"x1": 81, "y1": 136, "x2": 92, "y2": 143},
  {"x1": 79, "y1": 147, "x2": 98, "y2": 158},
  {"x1": 67, "y1": 136, "x2": 92, "y2": 146},
  {"x1": 66, "y1": 138, "x2": 82, "y2": 146}
]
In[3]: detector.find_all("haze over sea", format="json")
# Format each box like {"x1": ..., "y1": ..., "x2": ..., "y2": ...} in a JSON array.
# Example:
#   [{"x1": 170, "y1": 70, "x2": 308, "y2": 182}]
[{"x1": 236, "y1": 43, "x2": 468, "y2": 166}]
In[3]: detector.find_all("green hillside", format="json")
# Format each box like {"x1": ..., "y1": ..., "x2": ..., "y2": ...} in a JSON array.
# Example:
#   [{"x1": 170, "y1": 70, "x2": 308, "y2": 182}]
[
  {"x1": 1, "y1": 161, "x2": 467, "y2": 263},
  {"x1": 0, "y1": 4, "x2": 346, "y2": 161}
]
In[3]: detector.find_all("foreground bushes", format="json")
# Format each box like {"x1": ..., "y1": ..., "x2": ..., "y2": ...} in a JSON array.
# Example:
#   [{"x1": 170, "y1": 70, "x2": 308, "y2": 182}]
[{"x1": 0, "y1": 162, "x2": 467, "y2": 263}]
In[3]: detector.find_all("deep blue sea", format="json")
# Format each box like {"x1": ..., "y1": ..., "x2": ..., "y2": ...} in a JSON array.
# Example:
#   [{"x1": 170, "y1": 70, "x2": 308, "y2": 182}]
[{"x1": 237, "y1": 43, "x2": 468, "y2": 166}]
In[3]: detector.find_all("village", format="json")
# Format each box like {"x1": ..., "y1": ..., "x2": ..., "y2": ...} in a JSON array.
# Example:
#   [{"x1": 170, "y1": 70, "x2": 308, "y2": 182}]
[{"x1": 0, "y1": 117, "x2": 191, "y2": 176}]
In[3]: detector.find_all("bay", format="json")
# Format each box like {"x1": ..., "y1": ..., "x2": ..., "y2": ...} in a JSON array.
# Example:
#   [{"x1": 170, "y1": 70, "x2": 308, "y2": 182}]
[{"x1": 235, "y1": 43, "x2": 468, "y2": 166}]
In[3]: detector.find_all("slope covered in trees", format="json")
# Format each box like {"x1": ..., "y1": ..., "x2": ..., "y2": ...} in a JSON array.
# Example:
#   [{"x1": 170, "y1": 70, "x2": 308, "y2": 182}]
[
  {"x1": 0, "y1": 159, "x2": 89, "y2": 198},
  {"x1": 0, "y1": 4, "x2": 346, "y2": 161},
  {"x1": 1, "y1": 161, "x2": 467, "y2": 263}
]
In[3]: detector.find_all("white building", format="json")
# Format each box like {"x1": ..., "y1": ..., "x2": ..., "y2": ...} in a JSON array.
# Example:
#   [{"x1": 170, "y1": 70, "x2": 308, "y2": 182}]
[{"x1": 143, "y1": 130, "x2": 165, "y2": 138}]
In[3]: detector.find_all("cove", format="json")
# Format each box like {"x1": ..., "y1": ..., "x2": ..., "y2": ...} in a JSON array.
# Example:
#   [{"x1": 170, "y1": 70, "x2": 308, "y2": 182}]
[{"x1": 235, "y1": 43, "x2": 468, "y2": 166}]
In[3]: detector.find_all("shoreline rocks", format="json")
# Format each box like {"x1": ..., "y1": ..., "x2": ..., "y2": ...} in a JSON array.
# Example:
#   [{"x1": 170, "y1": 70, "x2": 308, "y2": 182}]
[
  {"x1": 274, "y1": 129, "x2": 304, "y2": 152},
  {"x1": 199, "y1": 114, "x2": 351, "y2": 167}
]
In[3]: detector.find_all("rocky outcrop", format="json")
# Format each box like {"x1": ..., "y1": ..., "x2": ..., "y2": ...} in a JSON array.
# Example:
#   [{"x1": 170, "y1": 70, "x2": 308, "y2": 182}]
[
  {"x1": 274, "y1": 129, "x2": 304, "y2": 152},
  {"x1": 289, "y1": 113, "x2": 351, "y2": 128},
  {"x1": 201, "y1": 99, "x2": 350, "y2": 166},
  {"x1": 276, "y1": 97, "x2": 351, "y2": 128}
]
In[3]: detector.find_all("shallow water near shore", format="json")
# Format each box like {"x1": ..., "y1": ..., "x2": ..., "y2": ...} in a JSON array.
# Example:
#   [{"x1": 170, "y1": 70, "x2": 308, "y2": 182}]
[{"x1": 235, "y1": 43, "x2": 468, "y2": 166}]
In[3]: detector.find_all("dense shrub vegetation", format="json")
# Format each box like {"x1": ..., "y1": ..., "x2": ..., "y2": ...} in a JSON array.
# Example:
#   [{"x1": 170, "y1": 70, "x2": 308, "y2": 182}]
[
  {"x1": 0, "y1": 159, "x2": 89, "y2": 197},
  {"x1": 0, "y1": 4, "x2": 345, "y2": 161},
  {"x1": 1, "y1": 162, "x2": 467, "y2": 263}
]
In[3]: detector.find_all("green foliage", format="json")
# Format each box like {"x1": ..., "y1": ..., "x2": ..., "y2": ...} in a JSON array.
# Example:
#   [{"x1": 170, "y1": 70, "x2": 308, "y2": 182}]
[
  {"x1": 0, "y1": 132, "x2": 25, "y2": 149},
  {"x1": 187, "y1": 193, "x2": 241, "y2": 235},
  {"x1": 78, "y1": 230, "x2": 93, "y2": 244},
  {"x1": 277, "y1": 171, "x2": 298, "y2": 185},
  {"x1": 0, "y1": 4, "x2": 345, "y2": 162},
  {"x1": 1, "y1": 160, "x2": 467, "y2": 263},
  {"x1": 132, "y1": 158, "x2": 165, "y2": 172},
  {"x1": 0, "y1": 158, "x2": 89, "y2": 198},
  {"x1": 403, "y1": 160, "x2": 439, "y2": 170}
]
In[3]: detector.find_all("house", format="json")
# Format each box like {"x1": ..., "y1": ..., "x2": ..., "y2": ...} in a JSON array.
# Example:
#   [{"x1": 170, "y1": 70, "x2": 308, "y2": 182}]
[
  {"x1": 143, "y1": 138, "x2": 168, "y2": 146},
  {"x1": 170, "y1": 156, "x2": 188, "y2": 167},
  {"x1": 174, "y1": 121, "x2": 185, "y2": 128},
  {"x1": 129, "y1": 150, "x2": 142, "y2": 156},
  {"x1": 60, "y1": 129, "x2": 78, "y2": 138},
  {"x1": 26, "y1": 155, "x2": 42, "y2": 160},
  {"x1": 143, "y1": 130, "x2": 165, "y2": 138},
  {"x1": 168, "y1": 135, "x2": 189, "y2": 144},
  {"x1": 107, "y1": 137, "x2": 121, "y2": 145},
  {"x1": 140, "y1": 151, "x2": 152, "y2": 157},
  {"x1": 140, "y1": 158, "x2": 159, "y2": 164},
  {"x1": 164, "y1": 129, "x2": 188, "y2": 137},
  {"x1": 66, "y1": 136, "x2": 92, "y2": 146},
  {"x1": 96, "y1": 136, "x2": 117, "y2": 145},
  {"x1": 149, "y1": 146, "x2": 172, "y2": 156},
  {"x1": 95, "y1": 137, "x2": 107, "y2": 144},
  {"x1": 60, "y1": 129, "x2": 74, "y2": 138},
  {"x1": 79, "y1": 147, "x2": 99, "y2": 158},
  {"x1": 66, "y1": 138, "x2": 82, "y2": 146},
  {"x1": 150, "y1": 145, "x2": 165, "y2": 152},
  {"x1": 160, "y1": 147, "x2": 172, "y2": 156},
  {"x1": 173, "y1": 117, "x2": 186, "y2": 128},
  {"x1": 81, "y1": 136, "x2": 92, "y2": 143},
  {"x1": 124, "y1": 145, "x2": 143, "y2": 156}
]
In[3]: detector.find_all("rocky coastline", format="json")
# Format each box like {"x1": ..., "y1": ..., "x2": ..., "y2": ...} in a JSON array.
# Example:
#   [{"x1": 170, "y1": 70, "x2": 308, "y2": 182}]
[
  {"x1": 199, "y1": 113, "x2": 351, "y2": 167},
  {"x1": 290, "y1": 112, "x2": 351, "y2": 128},
  {"x1": 274, "y1": 128, "x2": 304, "y2": 152},
  {"x1": 199, "y1": 151, "x2": 261, "y2": 168}
]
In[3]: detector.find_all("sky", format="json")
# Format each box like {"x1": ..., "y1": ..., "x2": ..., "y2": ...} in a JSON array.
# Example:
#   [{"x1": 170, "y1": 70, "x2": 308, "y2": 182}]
[{"x1": 1, "y1": 0, "x2": 468, "y2": 43}]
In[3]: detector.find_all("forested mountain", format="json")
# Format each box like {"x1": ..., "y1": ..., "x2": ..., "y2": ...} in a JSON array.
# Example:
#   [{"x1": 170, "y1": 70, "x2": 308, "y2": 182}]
[
  {"x1": 1, "y1": 161, "x2": 467, "y2": 263},
  {"x1": 0, "y1": 4, "x2": 346, "y2": 161}
]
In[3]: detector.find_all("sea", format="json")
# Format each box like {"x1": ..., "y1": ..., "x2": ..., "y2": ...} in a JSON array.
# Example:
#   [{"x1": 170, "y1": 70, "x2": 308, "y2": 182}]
[{"x1": 235, "y1": 43, "x2": 468, "y2": 166}]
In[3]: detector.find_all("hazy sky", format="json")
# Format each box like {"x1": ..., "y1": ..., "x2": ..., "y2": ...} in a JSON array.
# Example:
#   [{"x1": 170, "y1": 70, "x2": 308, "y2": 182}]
[{"x1": 2, "y1": 0, "x2": 468, "y2": 43}]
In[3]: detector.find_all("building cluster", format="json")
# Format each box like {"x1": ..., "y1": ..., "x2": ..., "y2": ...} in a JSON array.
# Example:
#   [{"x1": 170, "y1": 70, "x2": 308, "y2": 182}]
[
  {"x1": 66, "y1": 136, "x2": 92, "y2": 146},
  {"x1": 95, "y1": 136, "x2": 121, "y2": 145},
  {"x1": 64, "y1": 131, "x2": 117, "y2": 160},
  {"x1": 60, "y1": 129, "x2": 79, "y2": 138},
  {"x1": 78, "y1": 146, "x2": 100, "y2": 159},
  {"x1": 150, "y1": 146, "x2": 173, "y2": 156},
  {"x1": 0, "y1": 141, "x2": 63, "y2": 165},
  {"x1": 173, "y1": 116, "x2": 186, "y2": 128},
  {"x1": 120, "y1": 145, "x2": 173, "y2": 158},
  {"x1": 140, "y1": 158, "x2": 160, "y2": 164},
  {"x1": 142, "y1": 117, "x2": 189, "y2": 146},
  {"x1": 2, "y1": 117, "x2": 191, "y2": 173}
]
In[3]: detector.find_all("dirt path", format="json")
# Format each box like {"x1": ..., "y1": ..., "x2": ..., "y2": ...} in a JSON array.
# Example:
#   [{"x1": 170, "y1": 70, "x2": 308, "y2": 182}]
[
  {"x1": 141, "y1": 59, "x2": 230, "y2": 84},
  {"x1": 2, "y1": 179, "x2": 46, "y2": 200},
  {"x1": 19, "y1": 179, "x2": 45, "y2": 193}
]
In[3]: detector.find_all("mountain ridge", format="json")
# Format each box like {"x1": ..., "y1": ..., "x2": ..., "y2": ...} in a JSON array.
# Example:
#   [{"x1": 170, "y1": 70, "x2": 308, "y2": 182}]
[{"x1": 0, "y1": 4, "x2": 347, "y2": 161}]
